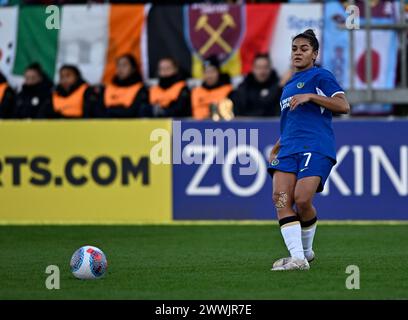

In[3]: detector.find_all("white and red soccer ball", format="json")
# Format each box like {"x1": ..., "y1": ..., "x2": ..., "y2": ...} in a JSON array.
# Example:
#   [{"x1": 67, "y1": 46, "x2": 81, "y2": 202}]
[{"x1": 70, "y1": 246, "x2": 108, "y2": 280}]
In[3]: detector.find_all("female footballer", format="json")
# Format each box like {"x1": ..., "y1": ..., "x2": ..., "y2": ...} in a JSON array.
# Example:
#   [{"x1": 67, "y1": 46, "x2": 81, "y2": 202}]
[{"x1": 268, "y1": 29, "x2": 350, "y2": 271}]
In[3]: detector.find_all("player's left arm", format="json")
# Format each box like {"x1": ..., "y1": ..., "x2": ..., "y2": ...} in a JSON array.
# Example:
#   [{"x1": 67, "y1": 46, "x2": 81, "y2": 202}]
[
  {"x1": 290, "y1": 93, "x2": 350, "y2": 114},
  {"x1": 290, "y1": 70, "x2": 350, "y2": 114}
]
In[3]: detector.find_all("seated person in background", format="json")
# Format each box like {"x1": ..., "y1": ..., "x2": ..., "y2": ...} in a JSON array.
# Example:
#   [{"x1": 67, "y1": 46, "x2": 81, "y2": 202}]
[
  {"x1": 0, "y1": 71, "x2": 16, "y2": 119},
  {"x1": 149, "y1": 57, "x2": 191, "y2": 117},
  {"x1": 191, "y1": 56, "x2": 233, "y2": 120},
  {"x1": 231, "y1": 53, "x2": 281, "y2": 117},
  {"x1": 39, "y1": 65, "x2": 91, "y2": 118},
  {"x1": 14, "y1": 63, "x2": 53, "y2": 119},
  {"x1": 97, "y1": 54, "x2": 150, "y2": 118}
]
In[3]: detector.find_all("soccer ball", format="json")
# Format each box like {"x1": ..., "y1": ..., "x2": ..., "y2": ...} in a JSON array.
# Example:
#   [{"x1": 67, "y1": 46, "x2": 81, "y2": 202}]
[{"x1": 70, "y1": 245, "x2": 108, "y2": 280}]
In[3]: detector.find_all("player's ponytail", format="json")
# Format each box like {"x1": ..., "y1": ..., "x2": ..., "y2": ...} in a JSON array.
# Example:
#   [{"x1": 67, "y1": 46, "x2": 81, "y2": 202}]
[{"x1": 293, "y1": 29, "x2": 319, "y2": 52}]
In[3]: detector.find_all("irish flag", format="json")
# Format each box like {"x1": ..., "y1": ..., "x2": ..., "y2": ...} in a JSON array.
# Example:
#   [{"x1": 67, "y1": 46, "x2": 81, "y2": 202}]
[
  {"x1": 8, "y1": 4, "x2": 147, "y2": 86},
  {"x1": 3, "y1": 3, "x2": 282, "y2": 86}
]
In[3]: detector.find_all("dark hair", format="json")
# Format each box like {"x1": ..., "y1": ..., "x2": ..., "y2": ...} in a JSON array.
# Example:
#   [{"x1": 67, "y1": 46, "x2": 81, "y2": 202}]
[
  {"x1": 26, "y1": 62, "x2": 44, "y2": 76},
  {"x1": 159, "y1": 57, "x2": 179, "y2": 69},
  {"x1": 59, "y1": 64, "x2": 82, "y2": 80},
  {"x1": 293, "y1": 29, "x2": 319, "y2": 52},
  {"x1": 117, "y1": 54, "x2": 139, "y2": 72},
  {"x1": 203, "y1": 55, "x2": 220, "y2": 70},
  {"x1": 253, "y1": 53, "x2": 271, "y2": 65}
]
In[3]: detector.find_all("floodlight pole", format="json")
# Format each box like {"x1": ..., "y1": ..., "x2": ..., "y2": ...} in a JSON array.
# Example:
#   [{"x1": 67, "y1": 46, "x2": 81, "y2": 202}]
[
  {"x1": 400, "y1": 0, "x2": 407, "y2": 88},
  {"x1": 364, "y1": 0, "x2": 373, "y2": 102},
  {"x1": 349, "y1": 0, "x2": 355, "y2": 90}
]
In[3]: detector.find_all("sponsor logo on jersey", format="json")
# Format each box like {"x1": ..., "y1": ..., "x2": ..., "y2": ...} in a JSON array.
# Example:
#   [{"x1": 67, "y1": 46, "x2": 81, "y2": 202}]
[{"x1": 280, "y1": 96, "x2": 292, "y2": 111}]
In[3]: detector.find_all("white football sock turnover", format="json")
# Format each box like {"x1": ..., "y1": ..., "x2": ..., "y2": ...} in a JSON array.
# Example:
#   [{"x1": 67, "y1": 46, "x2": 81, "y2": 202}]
[
  {"x1": 280, "y1": 221, "x2": 305, "y2": 260},
  {"x1": 302, "y1": 222, "x2": 317, "y2": 258}
]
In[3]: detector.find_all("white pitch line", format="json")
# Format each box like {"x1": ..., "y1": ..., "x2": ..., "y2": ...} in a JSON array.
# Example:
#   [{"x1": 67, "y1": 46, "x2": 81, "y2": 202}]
[{"x1": 1, "y1": 220, "x2": 408, "y2": 226}]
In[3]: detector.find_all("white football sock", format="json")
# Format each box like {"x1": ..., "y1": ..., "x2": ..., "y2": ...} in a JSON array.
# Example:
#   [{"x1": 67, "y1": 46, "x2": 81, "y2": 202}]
[
  {"x1": 280, "y1": 221, "x2": 305, "y2": 260},
  {"x1": 302, "y1": 223, "x2": 317, "y2": 258}
]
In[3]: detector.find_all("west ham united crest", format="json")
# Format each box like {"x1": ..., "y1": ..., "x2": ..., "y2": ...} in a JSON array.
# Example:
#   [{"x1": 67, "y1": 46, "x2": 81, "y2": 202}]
[{"x1": 184, "y1": 4, "x2": 245, "y2": 64}]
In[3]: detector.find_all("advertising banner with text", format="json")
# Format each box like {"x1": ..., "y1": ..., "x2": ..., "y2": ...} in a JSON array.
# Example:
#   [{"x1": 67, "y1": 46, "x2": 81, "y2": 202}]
[
  {"x1": 173, "y1": 120, "x2": 408, "y2": 220},
  {"x1": 0, "y1": 120, "x2": 172, "y2": 223}
]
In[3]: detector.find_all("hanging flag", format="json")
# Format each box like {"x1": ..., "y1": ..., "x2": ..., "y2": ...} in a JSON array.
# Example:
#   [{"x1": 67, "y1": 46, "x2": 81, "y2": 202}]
[
  {"x1": 322, "y1": 1, "x2": 349, "y2": 89},
  {"x1": 189, "y1": 4, "x2": 281, "y2": 78},
  {"x1": 239, "y1": 4, "x2": 280, "y2": 75},
  {"x1": 0, "y1": 6, "x2": 18, "y2": 80},
  {"x1": 6, "y1": 2, "x2": 376, "y2": 88},
  {"x1": 55, "y1": 4, "x2": 109, "y2": 84},
  {"x1": 12, "y1": 5, "x2": 59, "y2": 80},
  {"x1": 323, "y1": 1, "x2": 398, "y2": 115},
  {"x1": 186, "y1": 4, "x2": 244, "y2": 78},
  {"x1": 102, "y1": 4, "x2": 146, "y2": 84},
  {"x1": 146, "y1": 5, "x2": 192, "y2": 79},
  {"x1": 269, "y1": 3, "x2": 323, "y2": 77},
  {"x1": 353, "y1": 29, "x2": 398, "y2": 90},
  {"x1": 146, "y1": 4, "x2": 280, "y2": 79},
  {"x1": 10, "y1": 4, "x2": 147, "y2": 85}
]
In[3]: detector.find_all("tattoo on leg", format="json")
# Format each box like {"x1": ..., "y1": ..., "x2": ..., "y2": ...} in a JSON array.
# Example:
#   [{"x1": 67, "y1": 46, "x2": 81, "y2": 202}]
[{"x1": 275, "y1": 192, "x2": 288, "y2": 209}]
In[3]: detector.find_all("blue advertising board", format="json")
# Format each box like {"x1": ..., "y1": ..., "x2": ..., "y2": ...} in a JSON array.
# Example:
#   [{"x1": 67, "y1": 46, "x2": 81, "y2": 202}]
[{"x1": 173, "y1": 119, "x2": 408, "y2": 220}]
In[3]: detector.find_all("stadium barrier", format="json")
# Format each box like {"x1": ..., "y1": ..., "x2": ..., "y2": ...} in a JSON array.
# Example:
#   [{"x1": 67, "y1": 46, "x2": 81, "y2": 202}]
[
  {"x1": 0, "y1": 120, "x2": 172, "y2": 223},
  {"x1": 173, "y1": 119, "x2": 408, "y2": 220},
  {"x1": 1, "y1": 119, "x2": 407, "y2": 223}
]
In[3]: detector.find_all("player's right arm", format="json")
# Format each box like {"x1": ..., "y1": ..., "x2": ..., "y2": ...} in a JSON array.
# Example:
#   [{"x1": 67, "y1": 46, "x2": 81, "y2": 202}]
[{"x1": 269, "y1": 138, "x2": 280, "y2": 162}]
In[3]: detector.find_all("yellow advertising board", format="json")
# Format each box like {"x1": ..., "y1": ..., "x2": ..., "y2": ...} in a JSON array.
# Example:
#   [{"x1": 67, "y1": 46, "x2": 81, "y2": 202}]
[{"x1": 0, "y1": 120, "x2": 172, "y2": 224}]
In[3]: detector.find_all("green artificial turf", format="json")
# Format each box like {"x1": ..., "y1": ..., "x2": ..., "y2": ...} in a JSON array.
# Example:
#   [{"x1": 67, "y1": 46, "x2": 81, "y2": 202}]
[{"x1": 0, "y1": 224, "x2": 407, "y2": 299}]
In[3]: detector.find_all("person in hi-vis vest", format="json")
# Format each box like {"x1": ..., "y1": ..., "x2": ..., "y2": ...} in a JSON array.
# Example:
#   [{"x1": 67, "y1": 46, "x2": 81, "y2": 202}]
[
  {"x1": 98, "y1": 54, "x2": 150, "y2": 118},
  {"x1": 191, "y1": 56, "x2": 233, "y2": 120},
  {"x1": 39, "y1": 65, "x2": 92, "y2": 118},
  {"x1": 0, "y1": 71, "x2": 16, "y2": 119},
  {"x1": 149, "y1": 57, "x2": 190, "y2": 118}
]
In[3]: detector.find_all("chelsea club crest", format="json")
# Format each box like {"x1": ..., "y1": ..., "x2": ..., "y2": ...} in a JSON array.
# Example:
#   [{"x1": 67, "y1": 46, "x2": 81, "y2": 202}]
[
  {"x1": 297, "y1": 82, "x2": 305, "y2": 89},
  {"x1": 271, "y1": 159, "x2": 279, "y2": 166}
]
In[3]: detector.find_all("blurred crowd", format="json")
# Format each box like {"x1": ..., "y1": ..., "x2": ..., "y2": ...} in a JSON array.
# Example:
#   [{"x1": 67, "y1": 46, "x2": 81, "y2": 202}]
[
  {"x1": 0, "y1": 53, "x2": 289, "y2": 120},
  {"x1": 1, "y1": 1, "x2": 323, "y2": 5}
]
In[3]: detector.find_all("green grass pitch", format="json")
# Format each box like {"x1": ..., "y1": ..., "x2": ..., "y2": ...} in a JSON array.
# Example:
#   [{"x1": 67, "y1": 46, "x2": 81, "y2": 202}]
[{"x1": 0, "y1": 224, "x2": 407, "y2": 300}]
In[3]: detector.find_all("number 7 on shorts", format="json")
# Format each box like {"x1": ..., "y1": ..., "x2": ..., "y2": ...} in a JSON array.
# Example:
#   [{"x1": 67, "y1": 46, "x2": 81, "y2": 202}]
[{"x1": 303, "y1": 152, "x2": 312, "y2": 167}]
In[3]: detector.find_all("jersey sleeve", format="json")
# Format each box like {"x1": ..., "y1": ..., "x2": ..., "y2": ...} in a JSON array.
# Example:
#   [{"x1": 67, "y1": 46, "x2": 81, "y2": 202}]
[{"x1": 316, "y1": 69, "x2": 344, "y2": 98}]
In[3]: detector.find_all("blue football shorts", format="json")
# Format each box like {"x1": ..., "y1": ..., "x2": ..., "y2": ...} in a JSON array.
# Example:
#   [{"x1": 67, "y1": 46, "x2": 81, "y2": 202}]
[{"x1": 267, "y1": 151, "x2": 336, "y2": 193}]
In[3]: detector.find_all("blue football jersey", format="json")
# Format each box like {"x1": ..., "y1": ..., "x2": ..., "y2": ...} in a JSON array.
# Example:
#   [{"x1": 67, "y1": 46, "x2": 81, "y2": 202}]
[{"x1": 278, "y1": 66, "x2": 344, "y2": 162}]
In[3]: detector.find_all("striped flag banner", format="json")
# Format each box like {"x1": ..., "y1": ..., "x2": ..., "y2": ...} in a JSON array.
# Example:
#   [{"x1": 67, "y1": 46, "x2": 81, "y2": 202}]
[
  {"x1": 0, "y1": 6, "x2": 18, "y2": 79},
  {"x1": 323, "y1": 1, "x2": 398, "y2": 115},
  {"x1": 0, "y1": 1, "x2": 399, "y2": 95}
]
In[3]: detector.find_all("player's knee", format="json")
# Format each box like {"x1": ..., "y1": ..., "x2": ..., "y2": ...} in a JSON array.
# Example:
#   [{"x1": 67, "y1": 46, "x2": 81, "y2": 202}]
[
  {"x1": 294, "y1": 195, "x2": 313, "y2": 212},
  {"x1": 273, "y1": 191, "x2": 290, "y2": 209}
]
